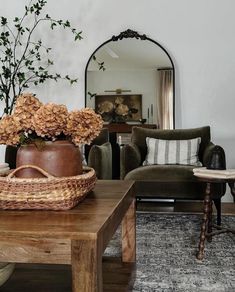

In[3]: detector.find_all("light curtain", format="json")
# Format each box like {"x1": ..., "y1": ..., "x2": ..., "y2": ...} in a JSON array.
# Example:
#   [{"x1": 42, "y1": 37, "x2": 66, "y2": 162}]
[{"x1": 157, "y1": 69, "x2": 173, "y2": 129}]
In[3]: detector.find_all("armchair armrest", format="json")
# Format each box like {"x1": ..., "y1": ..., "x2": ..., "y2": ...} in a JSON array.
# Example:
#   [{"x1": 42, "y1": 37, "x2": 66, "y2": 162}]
[
  {"x1": 88, "y1": 142, "x2": 112, "y2": 179},
  {"x1": 120, "y1": 143, "x2": 141, "y2": 179},
  {"x1": 202, "y1": 142, "x2": 226, "y2": 169}
]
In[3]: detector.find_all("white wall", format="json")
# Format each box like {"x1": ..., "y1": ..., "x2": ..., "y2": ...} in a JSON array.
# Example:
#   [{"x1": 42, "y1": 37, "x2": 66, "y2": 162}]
[
  {"x1": 87, "y1": 70, "x2": 159, "y2": 124},
  {"x1": 1, "y1": 0, "x2": 235, "y2": 201}
]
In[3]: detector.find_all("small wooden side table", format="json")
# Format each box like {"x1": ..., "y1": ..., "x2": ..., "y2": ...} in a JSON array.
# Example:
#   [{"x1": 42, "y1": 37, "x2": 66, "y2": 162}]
[{"x1": 194, "y1": 175, "x2": 235, "y2": 260}]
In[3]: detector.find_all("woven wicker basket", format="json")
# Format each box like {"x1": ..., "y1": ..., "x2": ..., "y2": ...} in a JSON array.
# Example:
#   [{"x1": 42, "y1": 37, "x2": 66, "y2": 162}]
[{"x1": 0, "y1": 165, "x2": 96, "y2": 210}]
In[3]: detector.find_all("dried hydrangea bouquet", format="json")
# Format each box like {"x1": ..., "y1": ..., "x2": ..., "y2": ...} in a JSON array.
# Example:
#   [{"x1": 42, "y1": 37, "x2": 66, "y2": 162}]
[{"x1": 0, "y1": 93, "x2": 103, "y2": 177}]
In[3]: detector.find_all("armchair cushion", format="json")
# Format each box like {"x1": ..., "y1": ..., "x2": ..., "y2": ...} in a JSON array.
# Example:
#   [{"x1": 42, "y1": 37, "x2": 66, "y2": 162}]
[
  {"x1": 143, "y1": 137, "x2": 202, "y2": 166},
  {"x1": 125, "y1": 164, "x2": 201, "y2": 182}
]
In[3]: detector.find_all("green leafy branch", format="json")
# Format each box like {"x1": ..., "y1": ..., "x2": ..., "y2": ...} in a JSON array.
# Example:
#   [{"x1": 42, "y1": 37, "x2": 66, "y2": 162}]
[{"x1": 0, "y1": 0, "x2": 82, "y2": 115}]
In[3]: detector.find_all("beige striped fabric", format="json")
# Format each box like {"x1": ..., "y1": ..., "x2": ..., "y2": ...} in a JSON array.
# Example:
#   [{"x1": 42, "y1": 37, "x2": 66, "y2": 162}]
[{"x1": 143, "y1": 137, "x2": 202, "y2": 166}]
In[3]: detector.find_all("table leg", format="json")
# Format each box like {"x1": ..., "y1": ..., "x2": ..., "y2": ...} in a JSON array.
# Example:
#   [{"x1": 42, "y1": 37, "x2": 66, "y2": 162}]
[
  {"x1": 71, "y1": 239, "x2": 102, "y2": 292},
  {"x1": 197, "y1": 182, "x2": 212, "y2": 260},
  {"x1": 122, "y1": 199, "x2": 136, "y2": 263},
  {"x1": 207, "y1": 199, "x2": 213, "y2": 242}
]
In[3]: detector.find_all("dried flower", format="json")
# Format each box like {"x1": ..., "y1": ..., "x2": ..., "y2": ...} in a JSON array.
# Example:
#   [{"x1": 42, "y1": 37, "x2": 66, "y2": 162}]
[
  {"x1": 97, "y1": 100, "x2": 114, "y2": 114},
  {"x1": 0, "y1": 93, "x2": 103, "y2": 147},
  {"x1": 13, "y1": 93, "x2": 43, "y2": 131},
  {"x1": 66, "y1": 108, "x2": 103, "y2": 145},
  {"x1": 115, "y1": 104, "x2": 129, "y2": 116},
  {"x1": 0, "y1": 115, "x2": 21, "y2": 145},
  {"x1": 115, "y1": 96, "x2": 124, "y2": 105},
  {"x1": 32, "y1": 103, "x2": 68, "y2": 138}
]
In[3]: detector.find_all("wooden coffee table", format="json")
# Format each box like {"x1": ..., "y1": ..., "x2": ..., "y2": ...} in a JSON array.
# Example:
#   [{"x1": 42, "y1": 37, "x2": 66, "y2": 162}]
[{"x1": 0, "y1": 180, "x2": 136, "y2": 292}]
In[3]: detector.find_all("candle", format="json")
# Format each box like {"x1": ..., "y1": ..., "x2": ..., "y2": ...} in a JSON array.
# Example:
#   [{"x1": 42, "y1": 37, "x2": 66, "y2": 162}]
[
  {"x1": 151, "y1": 104, "x2": 153, "y2": 116},
  {"x1": 147, "y1": 108, "x2": 149, "y2": 119}
]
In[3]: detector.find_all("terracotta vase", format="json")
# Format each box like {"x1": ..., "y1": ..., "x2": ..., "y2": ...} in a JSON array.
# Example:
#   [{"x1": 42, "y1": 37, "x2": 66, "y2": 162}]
[{"x1": 16, "y1": 140, "x2": 82, "y2": 178}]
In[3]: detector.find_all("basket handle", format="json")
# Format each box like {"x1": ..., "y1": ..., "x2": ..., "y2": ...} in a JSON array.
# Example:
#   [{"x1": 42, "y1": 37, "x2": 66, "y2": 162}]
[{"x1": 8, "y1": 165, "x2": 53, "y2": 178}]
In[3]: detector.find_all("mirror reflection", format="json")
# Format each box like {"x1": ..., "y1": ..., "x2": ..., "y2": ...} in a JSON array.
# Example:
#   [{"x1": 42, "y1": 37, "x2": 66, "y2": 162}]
[{"x1": 85, "y1": 31, "x2": 174, "y2": 129}]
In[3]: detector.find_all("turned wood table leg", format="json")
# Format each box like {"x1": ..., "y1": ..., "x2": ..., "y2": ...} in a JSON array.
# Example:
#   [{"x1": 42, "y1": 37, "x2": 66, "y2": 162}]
[
  {"x1": 71, "y1": 239, "x2": 102, "y2": 292},
  {"x1": 197, "y1": 182, "x2": 212, "y2": 260},
  {"x1": 122, "y1": 199, "x2": 136, "y2": 263},
  {"x1": 207, "y1": 198, "x2": 213, "y2": 242}
]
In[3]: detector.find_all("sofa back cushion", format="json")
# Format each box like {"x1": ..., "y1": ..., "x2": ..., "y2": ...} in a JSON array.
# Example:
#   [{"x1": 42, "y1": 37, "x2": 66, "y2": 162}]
[
  {"x1": 131, "y1": 126, "x2": 211, "y2": 163},
  {"x1": 143, "y1": 137, "x2": 202, "y2": 166}
]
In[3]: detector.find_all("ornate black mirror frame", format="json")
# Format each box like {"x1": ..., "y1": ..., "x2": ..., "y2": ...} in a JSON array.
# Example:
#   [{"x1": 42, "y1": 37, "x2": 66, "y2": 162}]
[{"x1": 84, "y1": 29, "x2": 175, "y2": 128}]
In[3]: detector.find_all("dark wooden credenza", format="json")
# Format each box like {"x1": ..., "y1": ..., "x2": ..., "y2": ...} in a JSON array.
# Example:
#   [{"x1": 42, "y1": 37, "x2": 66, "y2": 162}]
[
  {"x1": 103, "y1": 123, "x2": 157, "y2": 179},
  {"x1": 104, "y1": 123, "x2": 157, "y2": 133}
]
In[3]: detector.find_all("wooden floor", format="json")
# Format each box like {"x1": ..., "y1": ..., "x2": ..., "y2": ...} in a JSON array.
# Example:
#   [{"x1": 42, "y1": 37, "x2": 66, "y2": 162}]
[{"x1": 1, "y1": 258, "x2": 136, "y2": 292}]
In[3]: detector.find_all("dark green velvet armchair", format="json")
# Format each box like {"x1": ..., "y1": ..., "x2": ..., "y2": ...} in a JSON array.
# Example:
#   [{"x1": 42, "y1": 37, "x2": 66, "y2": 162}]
[
  {"x1": 85, "y1": 128, "x2": 112, "y2": 179},
  {"x1": 120, "y1": 126, "x2": 226, "y2": 224}
]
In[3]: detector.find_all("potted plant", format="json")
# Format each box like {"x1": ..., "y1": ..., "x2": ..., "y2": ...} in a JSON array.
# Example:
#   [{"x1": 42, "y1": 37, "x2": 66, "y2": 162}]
[
  {"x1": 0, "y1": 0, "x2": 82, "y2": 116},
  {"x1": 0, "y1": 93, "x2": 103, "y2": 177}
]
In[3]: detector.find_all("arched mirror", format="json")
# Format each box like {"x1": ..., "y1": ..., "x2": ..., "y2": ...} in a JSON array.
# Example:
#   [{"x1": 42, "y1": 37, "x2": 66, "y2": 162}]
[{"x1": 85, "y1": 29, "x2": 175, "y2": 129}]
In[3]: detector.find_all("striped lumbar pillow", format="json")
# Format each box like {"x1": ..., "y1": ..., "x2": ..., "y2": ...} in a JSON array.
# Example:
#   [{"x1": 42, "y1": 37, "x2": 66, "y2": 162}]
[{"x1": 143, "y1": 137, "x2": 202, "y2": 166}]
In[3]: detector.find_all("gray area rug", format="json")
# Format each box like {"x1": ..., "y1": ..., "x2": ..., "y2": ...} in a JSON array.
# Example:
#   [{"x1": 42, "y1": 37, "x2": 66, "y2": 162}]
[{"x1": 105, "y1": 213, "x2": 235, "y2": 292}]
